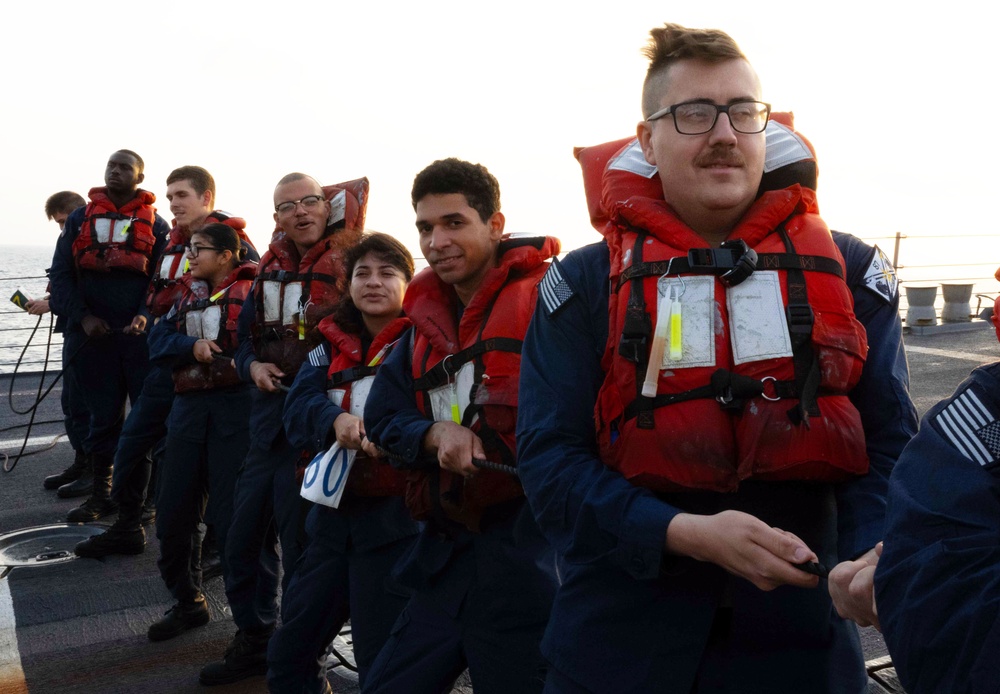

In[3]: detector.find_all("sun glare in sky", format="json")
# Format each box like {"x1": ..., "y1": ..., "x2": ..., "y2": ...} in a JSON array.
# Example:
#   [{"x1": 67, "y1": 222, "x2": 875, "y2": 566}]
[{"x1": 3, "y1": 1, "x2": 994, "y2": 277}]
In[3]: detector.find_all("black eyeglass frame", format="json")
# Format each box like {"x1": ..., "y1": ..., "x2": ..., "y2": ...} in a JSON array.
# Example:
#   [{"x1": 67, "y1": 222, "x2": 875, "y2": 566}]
[
  {"x1": 185, "y1": 244, "x2": 225, "y2": 257},
  {"x1": 274, "y1": 194, "x2": 325, "y2": 215},
  {"x1": 646, "y1": 100, "x2": 772, "y2": 135}
]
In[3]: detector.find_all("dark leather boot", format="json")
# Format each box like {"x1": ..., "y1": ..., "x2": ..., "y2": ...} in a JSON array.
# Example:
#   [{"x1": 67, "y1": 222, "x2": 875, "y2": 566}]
[
  {"x1": 199, "y1": 627, "x2": 272, "y2": 685},
  {"x1": 147, "y1": 597, "x2": 210, "y2": 642},
  {"x1": 43, "y1": 450, "x2": 89, "y2": 490},
  {"x1": 74, "y1": 517, "x2": 145, "y2": 558},
  {"x1": 67, "y1": 455, "x2": 117, "y2": 523},
  {"x1": 56, "y1": 454, "x2": 94, "y2": 498}
]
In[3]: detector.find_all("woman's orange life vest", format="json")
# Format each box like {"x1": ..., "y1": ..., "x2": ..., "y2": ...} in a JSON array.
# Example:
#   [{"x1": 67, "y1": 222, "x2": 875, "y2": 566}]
[
  {"x1": 72, "y1": 187, "x2": 159, "y2": 275},
  {"x1": 171, "y1": 261, "x2": 257, "y2": 393},
  {"x1": 318, "y1": 314, "x2": 412, "y2": 497},
  {"x1": 594, "y1": 186, "x2": 870, "y2": 493},
  {"x1": 147, "y1": 212, "x2": 255, "y2": 318},
  {"x1": 405, "y1": 235, "x2": 560, "y2": 531}
]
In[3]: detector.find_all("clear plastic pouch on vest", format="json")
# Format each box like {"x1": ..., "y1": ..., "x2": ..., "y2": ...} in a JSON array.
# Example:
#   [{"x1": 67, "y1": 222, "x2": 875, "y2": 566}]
[
  {"x1": 94, "y1": 218, "x2": 131, "y2": 244},
  {"x1": 300, "y1": 443, "x2": 356, "y2": 509},
  {"x1": 262, "y1": 280, "x2": 303, "y2": 325},
  {"x1": 184, "y1": 305, "x2": 222, "y2": 341},
  {"x1": 428, "y1": 362, "x2": 475, "y2": 423},
  {"x1": 725, "y1": 271, "x2": 793, "y2": 365}
]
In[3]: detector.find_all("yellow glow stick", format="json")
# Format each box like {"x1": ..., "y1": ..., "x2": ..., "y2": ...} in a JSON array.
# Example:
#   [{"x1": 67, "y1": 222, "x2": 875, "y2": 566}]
[
  {"x1": 642, "y1": 288, "x2": 671, "y2": 397},
  {"x1": 450, "y1": 385, "x2": 462, "y2": 423},
  {"x1": 668, "y1": 291, "x2": 683, "y2": 361}
]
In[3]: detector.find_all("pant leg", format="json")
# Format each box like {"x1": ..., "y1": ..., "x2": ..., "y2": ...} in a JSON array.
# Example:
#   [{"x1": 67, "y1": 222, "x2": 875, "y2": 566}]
[
  {"x1": 111, "y1": 364, "x2": 173, "y2": 523},
  {"x1": 269, "y1": 431, "x2": 309, "y2": 592},
  {"x1": 267, "y1": 505, "x2": 351, "y2": 694},
  {"x1": 155, "y1": 429, "x2": 208, "y2": 604},
  {"x1": 73, "y1": 335, "x2": 129, "y2": 458},
  {"x1": 224, "y1": 443, "x2": 281, "y2": 633},
  {"x1": 348, "y1": 534, "x2": 414, "y2": 685},
  {"x1": 60, "y1": 338, "x2": 89, "y2": 452}
]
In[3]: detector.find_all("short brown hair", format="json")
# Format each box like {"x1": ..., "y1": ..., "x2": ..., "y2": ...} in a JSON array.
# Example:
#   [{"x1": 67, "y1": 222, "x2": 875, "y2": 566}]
[
  {"x1": 44, "y1": 191, "x2": 85, "y2": 220},
  {"x1": 641, "y1": 23, "x2": 747, "y2": 118},
  {"x1": 166, "y1": 165, "x2": 216, "y2": 201}
]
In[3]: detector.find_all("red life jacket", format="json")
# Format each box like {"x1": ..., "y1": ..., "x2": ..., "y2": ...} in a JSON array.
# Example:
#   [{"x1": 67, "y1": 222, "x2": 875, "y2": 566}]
[
  {"x1": 317, "y1": 314, "x2": 412, "y2": 497},
  {"x1": 405, "y1": 235, "x2": 560, "y2": 531},
  {"x1": 72, "y1": 187, "x2": 159, "y2": 275},
  {"x1": 146, "y1": 212, "x2": 256, "y2": 317},
  {"x1": 251, "y1": 177, "x2": 367, "y2": 376},
  {"x1": 171, "y1": 261, "x2": 257, "y2": 393},
  {"x1": 577, "y1": 119, "x2": 869, "y2": 493}
]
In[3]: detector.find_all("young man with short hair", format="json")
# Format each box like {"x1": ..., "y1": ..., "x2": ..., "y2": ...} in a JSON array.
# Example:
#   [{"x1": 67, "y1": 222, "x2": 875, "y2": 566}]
[{"x1": 362, "y1": 158, "x2": 560, "y2": 694}]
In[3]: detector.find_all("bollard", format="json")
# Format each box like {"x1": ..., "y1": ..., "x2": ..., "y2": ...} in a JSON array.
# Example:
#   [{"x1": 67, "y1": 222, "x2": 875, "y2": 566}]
[
  {"x1": 904, "y1": 285, "x2": 937, "y2": 327},
  {"x1": 941, "y1": 283, "x2": 973, "y2": 323}
]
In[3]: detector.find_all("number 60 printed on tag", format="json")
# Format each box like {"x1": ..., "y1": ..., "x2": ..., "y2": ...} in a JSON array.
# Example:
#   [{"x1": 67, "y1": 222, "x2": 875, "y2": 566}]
[{"x1": 300, "y1": 442, "x2": 357, "y2": 508}]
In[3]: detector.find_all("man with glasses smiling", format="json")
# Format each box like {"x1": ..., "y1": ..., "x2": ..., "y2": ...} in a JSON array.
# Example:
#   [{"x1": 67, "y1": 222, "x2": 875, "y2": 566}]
[
  {"x1": 515, "y1": 23, "x2": 915, "y2": 693},
  {"x1": 199, "y1": 172, "x2": 366, "y2": 687}
]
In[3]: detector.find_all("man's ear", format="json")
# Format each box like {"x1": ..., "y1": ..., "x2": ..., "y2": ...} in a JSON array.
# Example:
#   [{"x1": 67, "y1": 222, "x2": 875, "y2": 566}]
[
  {"x1": 637, "y1": 120, "x2": 657, "y2": 167},
  {"x1": 136, "y1": 172, "x2": 145, "y2": 185},
  {"x1": 488, "y1": 211, "x2": 505, "y2": 240}
]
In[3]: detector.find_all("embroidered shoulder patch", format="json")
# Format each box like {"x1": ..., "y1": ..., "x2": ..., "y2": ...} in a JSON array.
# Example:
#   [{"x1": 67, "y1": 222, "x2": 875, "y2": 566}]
[
  {"x1": 539, "y1": 258, "x2": 575, "y2": 317},
  {"x1": 932, "y1": 382, "x2": 1000, "y2": 467},
  {"x1": 307, "y1": 344, "x2": 330, "y2": 368},
  {"x1": 863, "y1": 245, "x2": 898, "y2": 304}
]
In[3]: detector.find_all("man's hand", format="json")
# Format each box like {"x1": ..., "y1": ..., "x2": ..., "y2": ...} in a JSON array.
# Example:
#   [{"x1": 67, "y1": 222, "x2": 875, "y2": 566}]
[
  {"x1": 332, "y1": 413, "x2": 365, "y2": 450},
  {"x1": 81, "y1": 314, "x2": 110, "y2": 338},
  {"x1": 828, "y1": 542, "x2": 881, "y2": 631},
  {"x1": 423, "y1": 421, "x2": 484, "y2": 477},
  {"x1": 249, "y1": 360, "x2": 285, "y2": 393},
  {"x1": 25, "y1": 299, "x2": 50, "y2": 315},
  {"x1": 666, "y1": 510, "x2": 821, "y2": 591},
  {"x1": 125, "y1": 314, "x2": 147, "y2": 335},
  {"x1": 193, "y1": 339, "x2": 222, "y2": 364}
]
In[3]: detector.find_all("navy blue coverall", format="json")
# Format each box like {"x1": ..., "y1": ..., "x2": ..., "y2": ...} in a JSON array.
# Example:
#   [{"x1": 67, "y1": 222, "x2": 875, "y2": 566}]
[
  {"x1": 516, "y1": 233, "x2": 917, "y2": 694},
  {"x1": 49, "y1": 203, "x2": 169, "y2": 459},
  {"x1": 266, "y1": 346, "x2": 419, "y2": 692},
  {"x1": 876, "y1": 363, "x2": 1000, "y2": 694}
]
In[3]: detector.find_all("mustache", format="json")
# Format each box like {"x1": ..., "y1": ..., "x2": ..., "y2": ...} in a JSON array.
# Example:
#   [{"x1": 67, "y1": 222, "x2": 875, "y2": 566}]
[{"x1": 694, "y1": 147, "x2": 746, "y2": 168}]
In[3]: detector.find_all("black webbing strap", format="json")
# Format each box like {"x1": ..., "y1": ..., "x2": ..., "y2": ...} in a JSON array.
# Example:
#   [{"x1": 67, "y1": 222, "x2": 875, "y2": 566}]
[
  {"x1": 778, "y1": 226, "x2": 821, "y2": 427},
  {"x1": 328, "y1": 364, "x2": 379, "y2": 387},
  {"x1": 412, "y1": 337, "x2": 522, "y2": 392},
  {"x1": 617, "y1": 234, "x2": 655, "y2": 429},
  {"x1": 618, "y1": 251, "x2": 843, "y2": 289}
]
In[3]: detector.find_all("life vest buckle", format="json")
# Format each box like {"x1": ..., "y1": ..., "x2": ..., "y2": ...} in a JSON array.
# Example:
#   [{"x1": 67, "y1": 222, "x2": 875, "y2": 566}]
[{"x1": 785, "y1": 304, "x2": 815, "y2": 334}]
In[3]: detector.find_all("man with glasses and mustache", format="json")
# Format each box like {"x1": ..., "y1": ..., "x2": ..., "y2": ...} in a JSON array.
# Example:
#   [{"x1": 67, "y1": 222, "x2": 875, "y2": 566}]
[
  {"x1": 199, "y1": 172, "x2": 366, "y2": 687},
  {"x1": 74, "y1": 165, "x2": 257, "y2": 562},
  {"x1": 515, "y1": 24, "x2": 916, "y2": 693}
]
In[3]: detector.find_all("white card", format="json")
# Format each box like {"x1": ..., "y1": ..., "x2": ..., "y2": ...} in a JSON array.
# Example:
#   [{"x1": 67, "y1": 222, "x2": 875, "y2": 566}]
[
  {"x1": 726, "y1": 271, "x2": 793, "y2": 365},
  {"x1": 655, "y1": 275, "x2": 716, "y2": 369}
]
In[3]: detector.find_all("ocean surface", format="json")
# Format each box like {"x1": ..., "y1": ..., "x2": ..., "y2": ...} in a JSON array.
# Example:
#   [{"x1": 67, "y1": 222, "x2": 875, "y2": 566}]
[{"x1": 0, "y1": 245, "x2": 62, "y2": 375}]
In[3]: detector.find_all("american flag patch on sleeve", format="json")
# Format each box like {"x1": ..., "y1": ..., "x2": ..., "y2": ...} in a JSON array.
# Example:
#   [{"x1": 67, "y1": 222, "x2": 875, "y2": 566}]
[
  {"x1": 933, "y1": 384, "x2": 1000, "y2": 467},
  {"x1": 539, "y1": 259, "x2": 575, "y2": 317},
  {"x1": 307, "y1": 344, "x2": 330, "y2": 368}
]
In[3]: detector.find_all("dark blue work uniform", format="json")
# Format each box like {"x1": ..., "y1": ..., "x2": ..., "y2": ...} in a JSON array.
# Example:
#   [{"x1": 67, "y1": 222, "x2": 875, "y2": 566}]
[
  {"x1": 876, "y1": 363, "x2": 1000, "y2": 694},
  {"x1": 515, "y1": 233, "x2": 916, "y2": 694},
  {"x1": 110, "y1": 239, "x2": 259, "y2": 527},
  {"x1": 45, "y1": 263, "x2": 90, "y2": 453},
  {"x1": 146, "y1": 300, "x2": 253, "y2": 605},
  {"x1": 362, "y1": 333, "x2": 557, "y2": 694},
  {"x1": 267, "y1": 347, "x2": 419, "y2": 692},
  {"x1": 49, "y1": 203, "x2": 169, "y2": 459},
  {"x1": 223, "y1": 298, "x2": 304, "y2": 636}
]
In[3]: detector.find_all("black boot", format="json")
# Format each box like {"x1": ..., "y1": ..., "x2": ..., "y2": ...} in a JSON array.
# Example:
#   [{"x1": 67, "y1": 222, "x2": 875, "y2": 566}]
[
  {"x1": 199, "y1": 627, "x2": 272, "y2": 686},
  {"x1": 44, "y1": 450, "x2": 89, "y2": 490},
  {"x1": 67, "y1": 455, "x2": 117, "y2": 523},
  {"x1": 147, "y1": 597, "x2": 210, "y2": 642},
  {"x1": 74, "y1": 517, "x2": 145, "y2": 558},
  {"x1": 56, "y1": 454, "x2": 94, "y2": 499}
]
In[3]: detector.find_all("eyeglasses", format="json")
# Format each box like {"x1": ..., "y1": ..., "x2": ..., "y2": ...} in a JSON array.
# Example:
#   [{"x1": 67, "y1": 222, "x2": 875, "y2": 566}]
[
  {"x1": 646, "y1": 100, "x2": 771, "y2": 135},
  {"x1": 185, "y1": 244, "x2": 224, "y2": 257},
  {"x1": 275, "y1": 194, "x2": 325, "y2": 216}
]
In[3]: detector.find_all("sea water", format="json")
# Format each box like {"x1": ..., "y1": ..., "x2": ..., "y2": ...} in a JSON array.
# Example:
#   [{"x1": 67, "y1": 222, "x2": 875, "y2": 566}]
[{"x1": 0, "y1": 245, "x2": 63, "y2": 375}]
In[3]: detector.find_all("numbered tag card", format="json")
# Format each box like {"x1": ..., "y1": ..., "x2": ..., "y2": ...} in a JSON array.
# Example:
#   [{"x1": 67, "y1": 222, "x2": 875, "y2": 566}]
[{"x1": 300, "y1": 442, "x2": 357, "y2": 508}]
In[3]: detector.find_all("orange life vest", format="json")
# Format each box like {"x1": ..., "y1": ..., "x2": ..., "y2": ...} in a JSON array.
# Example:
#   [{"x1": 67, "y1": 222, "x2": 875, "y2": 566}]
[
  {"x1": 318, "y1": 314, "x2": 411, "y2": 497},
  {"x1": 72, "y1": 187, "x2": 159, "y2": 275},
  {"x1": 591, "y1": 181, "x2": 869, "y2": 494},
  {"x1": 405, "y1": 235, "x2": 560, "y2": 531},
  {"x1": 147, "y1": 212, "x2": 255, "y2": 317},
  {"x1": 171, "y1": 261, "x2": 257, "y2": 393}
]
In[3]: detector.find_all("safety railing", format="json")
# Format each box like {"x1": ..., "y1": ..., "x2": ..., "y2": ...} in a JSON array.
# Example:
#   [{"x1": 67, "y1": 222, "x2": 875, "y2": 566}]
[{"x1": 0, "y1": 274, "x2": 64, "y2": 374}]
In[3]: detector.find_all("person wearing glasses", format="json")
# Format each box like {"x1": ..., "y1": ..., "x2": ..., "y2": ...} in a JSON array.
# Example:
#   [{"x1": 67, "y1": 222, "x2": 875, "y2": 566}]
[
  {"x1": 48, "y1": 150, "x2": 171, "y2": 526},
  {"x1": 141, "y1": 223, "x2": 257, "y2": 642},
  {"x1": 199, "y1": 173, "x2": 366, "y2": 687},
  {"x1": 75, "y1": 165, "x2": 257, "y2": 560},
  {"x1": 515, "y1": 23, "x2": 916, "y2": 693}
]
